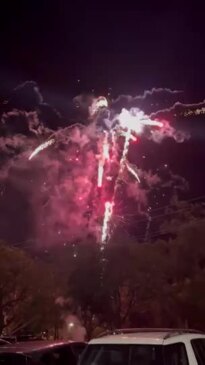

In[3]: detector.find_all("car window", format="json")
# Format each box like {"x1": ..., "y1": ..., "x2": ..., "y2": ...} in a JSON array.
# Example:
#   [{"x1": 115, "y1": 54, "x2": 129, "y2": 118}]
[
  {"x1": 191, "y1": 339, "x2": 205, "y2": 365},
  {"x1": 164, "y1": 343, "x2": 189, "y2": 365},
  {"x1": 80, "y1": 345, "x2": 129, "y2": 365},
  {"x1": 130, "y1": 344, "x2": 163, "y2": 365},
  {"x1": 80, "y1": 344, "x2": 163, "y2": 365}
]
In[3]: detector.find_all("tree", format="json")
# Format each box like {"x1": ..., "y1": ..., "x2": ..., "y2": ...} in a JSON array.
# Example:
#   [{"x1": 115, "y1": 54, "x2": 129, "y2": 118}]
[
  {"x1": 66, "y1": 242, "x2": 173, "y2": 332},
  {"x1": 67, "y1": 244, "x2": 103, "y2": 338},
  {"x1": 65, "y1": 212, "x2": 205, "y2": 334},
  {"x1": 40, "y1": 202, "x2": 205, "y2": 336},
  {"x1": 0, "y1": 242, "x2": 63, "y2": 336}
]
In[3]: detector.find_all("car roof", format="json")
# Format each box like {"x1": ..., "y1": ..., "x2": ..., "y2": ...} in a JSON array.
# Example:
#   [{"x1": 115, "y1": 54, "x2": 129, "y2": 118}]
[
  {"x1": 89, "y1": 328, "x2": 205, "y2": 346},
  {"x1": 90, "y1": 332, "x2": 166, "y2": 345},
  {"x1": 0, "y1": 340, "x2": 85, "y2": 353}
]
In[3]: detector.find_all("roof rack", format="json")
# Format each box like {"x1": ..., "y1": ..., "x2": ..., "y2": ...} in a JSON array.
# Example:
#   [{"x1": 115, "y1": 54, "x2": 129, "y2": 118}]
[
  {"x1": 163, "y1": 329, "x2": 203, "y2": 339},
  {"x1": 97, "y1": 328, "x2": 203, "y2": 339}
]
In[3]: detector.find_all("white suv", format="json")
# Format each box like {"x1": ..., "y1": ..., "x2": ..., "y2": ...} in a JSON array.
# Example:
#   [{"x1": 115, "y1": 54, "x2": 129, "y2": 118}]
[{"x1": 80, "y1": 329, "x2": 205, "y2": 365}]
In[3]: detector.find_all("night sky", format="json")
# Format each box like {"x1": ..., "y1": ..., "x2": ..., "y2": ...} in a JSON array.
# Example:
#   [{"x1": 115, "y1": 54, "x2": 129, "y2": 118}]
[
  {"x1": 1, "y1": 2, "x2": 205, "y2": 99},
  {"x1": 0, "y1": 1, "x2": 205, "y2": 246}
]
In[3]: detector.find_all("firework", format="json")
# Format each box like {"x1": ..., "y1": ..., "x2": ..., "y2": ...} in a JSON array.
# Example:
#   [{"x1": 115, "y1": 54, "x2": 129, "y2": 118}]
[
  {"x1": 102, "y1": 132, "x2": 110, "y2": 160},
  {"x1": 97, "y1": 132, "x2": 110, "y2": 188},
  {"x1": 183, "y1": 107, "x2": 205, "y2": 117},
  {"x1": 27, "y1": 98, "x2": 164, "y2": 245},
  {"x1": 99, "y1": 128, "x2": 132, "y2": 243},
  {"x1": 118, "y1": 108, "x2": 163, "y2": 134},
  {"x1": 126, "y1": 162, "x2": 141, "y2": 183},
  {"x1": 101, "y1": 201, "x2": 114, "y2": 244},
  {"x1": 97, "y1": 162, "x2": 104, "y2": 188},
  {"x1": 120, "y1": 127, "x2": 132, "y2": 162},
  {"x1": 98, "y1": 107, "x2": 163, "y2": 243},
  {"x1": 120, "y1": 131, "x2": 137, "y2": 141},
  {"x1": 29, "y1": 139, "x2": 55, "y2": 160},
  {"x1": 89, "y1": 96, "x2": 108, "y2": 117}
]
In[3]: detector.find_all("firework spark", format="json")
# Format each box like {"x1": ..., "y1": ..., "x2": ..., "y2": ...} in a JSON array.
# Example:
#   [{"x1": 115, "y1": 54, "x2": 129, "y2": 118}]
[
  {"x1": 29, "y1": 139, "x2": 55, "y2": 160},
  {"x1": 183, "y1": 107, "x2": 205, "y2": 117}
]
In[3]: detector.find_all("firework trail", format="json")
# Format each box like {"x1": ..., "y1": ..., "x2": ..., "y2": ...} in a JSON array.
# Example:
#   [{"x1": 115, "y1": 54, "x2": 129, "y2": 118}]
[
  {"x1": 101, "y1": 201, "x2": 114, "y2": 244},
  {"x1": 91, "y1": 102, "x2": 137, "y2": 243},
  {"x1": 29, "y1": 138, "x2": 55, "y2": 160},
  {"x1": 126, "y1": 162, "x2": 141, "y2": 183},
  {"x1": 95, "y1": 107, "x2": 164, "y2": 244},
  {"x1": 97, "y1": 132, "x2": 110, "y2": 188}
]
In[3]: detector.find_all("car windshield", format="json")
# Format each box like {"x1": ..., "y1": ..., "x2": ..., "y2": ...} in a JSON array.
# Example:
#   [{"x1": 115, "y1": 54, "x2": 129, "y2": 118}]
[{"x1": 79, "y1": 344, "x2": 163, "y2": 365}]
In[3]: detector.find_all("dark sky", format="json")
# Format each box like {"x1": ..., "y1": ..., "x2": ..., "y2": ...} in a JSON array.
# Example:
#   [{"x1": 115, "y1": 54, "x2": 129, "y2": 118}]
[{"x1": 0, "y1": 1, "x2": 205, "y2": 100}]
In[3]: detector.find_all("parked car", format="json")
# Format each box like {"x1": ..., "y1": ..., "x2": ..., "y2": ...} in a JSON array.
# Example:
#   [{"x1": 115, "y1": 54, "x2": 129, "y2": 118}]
[
  {"x1": 0, "y1": 340, "x2": 86, "y2": 364},
  {"x1": 80, "y1": 328, "x2": 205, "y2": 365}
]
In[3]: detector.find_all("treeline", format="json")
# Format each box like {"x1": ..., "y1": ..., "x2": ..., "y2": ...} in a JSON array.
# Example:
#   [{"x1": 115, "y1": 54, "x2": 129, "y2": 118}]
[{"x1": 1, "y1": 201, "x2": 205, "y2": 338}]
